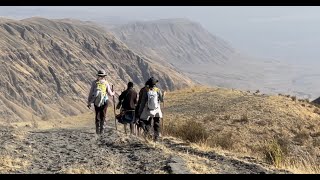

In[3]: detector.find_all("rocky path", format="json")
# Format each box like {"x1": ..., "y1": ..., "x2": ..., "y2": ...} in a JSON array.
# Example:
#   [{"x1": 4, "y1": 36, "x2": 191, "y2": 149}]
[{"x1": 0, "y1": 123, "x2": 291, "y2": 174}]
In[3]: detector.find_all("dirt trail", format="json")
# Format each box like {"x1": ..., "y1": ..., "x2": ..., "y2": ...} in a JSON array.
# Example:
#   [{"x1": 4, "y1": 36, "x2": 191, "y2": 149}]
[{"x1": 0, "y1": 120, "x2": 292, "y2": 174}]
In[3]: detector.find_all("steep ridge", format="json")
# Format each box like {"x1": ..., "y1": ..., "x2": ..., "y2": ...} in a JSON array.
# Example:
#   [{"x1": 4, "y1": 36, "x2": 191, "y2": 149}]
[
  {"x1": 110, "y1": 18, "x2": 235, "y2": 66},
  {"x1": 0, "y1": 17, "x2": 194, "y2": 122},
  {"x1": 111, "y1": 18, "x2": 319, "y2": 99}
]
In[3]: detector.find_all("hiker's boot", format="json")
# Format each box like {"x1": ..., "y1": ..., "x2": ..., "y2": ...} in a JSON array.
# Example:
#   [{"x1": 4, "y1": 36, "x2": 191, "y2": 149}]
[
  {"x1": 143, "y1": 131, "x2": 148, "y2": 140},
  {"x1": 153, "y1": 136, "x2": 158, "y2": 143},
  {"x1": 95, "y1": 123, "x2": 100, "y2": 134},
  {"x1": 143, "y1": 131, "x2": 151, "y2": 142},
  {"x1": 100, "y1": 129, "x2": 104, "y2": 135}
]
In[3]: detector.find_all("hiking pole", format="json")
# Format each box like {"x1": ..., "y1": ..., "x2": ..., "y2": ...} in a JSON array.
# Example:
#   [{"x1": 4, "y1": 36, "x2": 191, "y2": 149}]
[
  {"x1": 112, "y1": 85, "x2": 117, "y2": 130},
  {"x1": 161, "y1": 101, "x2": 165, "y2": 136},
  {"x1": 161, "y1": 90, "x2": 167, "y2": 137}
]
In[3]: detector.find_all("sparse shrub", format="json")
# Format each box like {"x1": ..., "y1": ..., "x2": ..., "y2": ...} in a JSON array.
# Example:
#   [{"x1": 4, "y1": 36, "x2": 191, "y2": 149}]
[
  {"x1": 313, "y1": 137, "x2": 320, "y2": 147},
  {"x1": 164, "y1": 121, "x2": 179, "y2": 137},
  {"x1": 305, "y1": 98, "x2": 310, "y2": 103},
  {"x1": 208, "y1": 132, "x2": 235, "y2": 150},
  {"x1": 202, "y1": 115, "x2": 215, "y2": 123},
  {"x1": 223, "y1": 114, "x2": 230, "y2": 120},
  {"x1": 255, "y1": 90, "x2": 260, "y2": 94},
  {"x1": 239, "y1": 114, "x2": 249, "y2": 123},
  {"x1": 165, "y1": 119, "x2": 209, "y2": 143},
  {"x1": 233, "y1": 114, "x2": 249, "y2": 123},
  {"x1": 293, "y1": 131, "x2": 310, "y2": 145},
  {"x1": 302, "y1": 104, "x2": 306, "y2": 107},
  {"x1": 176, "y1": 120, "x2": 209, "y2": 143},
  {"x1": 41, "y1": 114, "x2": 49, "y2": 121},
  {"x1": 313, "y1": 108, "x2": 320, "y2": 115},
  {"x1": 263, "y1": 138, "x2": 286, "y2": 167},
  {"x1": 291, "y1": 96, "x2": 297, "y2": 101},
  {"x1": 310, "y1": 131, "x2": 320, "y2": 137},
  {"x1": 307, "y1": 124, "x2": 316, "y2": 131},
  {"x1": 255, "y1": 120, "x2": 267, "y2": 126}
]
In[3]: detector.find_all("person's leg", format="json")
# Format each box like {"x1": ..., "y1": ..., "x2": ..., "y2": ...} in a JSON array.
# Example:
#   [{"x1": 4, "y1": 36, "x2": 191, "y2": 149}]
[
  {"x1": 130, "y1": 122, "x2": 134, "y2": 135},
  {"x1": 153, "y1": 117, "x2": 161, "y2": 141},
  {"x1": 124, "y1": 123, "x2": 128, "y2": 134},
  {"x1": 99, "y1": 103, "x2": 108, "y2": 134},
  {"x1": 139, "y1": 118, "x2": 151, "y2": 137},
  {"x1": 94, "y1": 106, "x2": 100, "y2": 134},
  {"x1": 145, "y1": 117, "x2": 152, "y2": 135}
]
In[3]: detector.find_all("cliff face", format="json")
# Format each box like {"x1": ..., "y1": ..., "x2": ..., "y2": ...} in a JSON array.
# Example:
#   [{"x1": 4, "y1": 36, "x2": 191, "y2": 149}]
[
  {"x1": 111, "y1": 18, "x2": 235, "y2": 66},
  {"x1": 0, "y1": 17, "x2": 194, "y2": 122}
]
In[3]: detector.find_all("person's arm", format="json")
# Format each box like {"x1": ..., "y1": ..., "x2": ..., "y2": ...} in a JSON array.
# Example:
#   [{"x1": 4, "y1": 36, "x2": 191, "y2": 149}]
[
  {"x1": 137, "y1": 88, "x2": 143, "y2": 106},
  {"x1": 134, "y1": 91, "x2": 138, "y2": 105},
  {"x1": 158, "y1": 89, "x2": 164, "y2": 103},
  {"x1": 119, "y1": 91, "x2": 125, "y2": 102},
  {"x1": 116, "y1": 91, "x2": 124, "y2": 110},
  {"x1": 138, "y1": 90, "x2": 147, "y2": 115},
  {"x1": 87, "y1": 81, "x2": 95, "y2": 105},
  {"x1": 106, "y1": 83, "x2": 115, "y2": 96}
]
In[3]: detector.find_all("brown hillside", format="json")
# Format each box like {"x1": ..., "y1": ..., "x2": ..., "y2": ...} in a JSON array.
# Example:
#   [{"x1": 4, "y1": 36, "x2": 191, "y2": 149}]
[{"x1": 0, "y1": 17, "x2": 194, "y2": 122}]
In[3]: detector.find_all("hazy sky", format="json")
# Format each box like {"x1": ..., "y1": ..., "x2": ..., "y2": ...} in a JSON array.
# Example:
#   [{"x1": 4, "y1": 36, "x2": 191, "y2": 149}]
[{"x1": 1, "y1": 6, "x2": 320, "y2": 64}]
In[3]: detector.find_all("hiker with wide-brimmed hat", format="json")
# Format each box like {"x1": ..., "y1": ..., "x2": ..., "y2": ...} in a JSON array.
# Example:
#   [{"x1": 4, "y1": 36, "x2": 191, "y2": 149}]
[
  {"x1": 138, "y1": 77, "x2": 164, "y2": 142},
  {"x1": 87, "y1": 69, "x2": 115, "y2": 135}
]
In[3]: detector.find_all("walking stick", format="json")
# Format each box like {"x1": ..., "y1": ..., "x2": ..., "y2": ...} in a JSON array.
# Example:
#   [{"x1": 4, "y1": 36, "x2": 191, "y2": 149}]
[
  {"x1": 161, "y1": 91, "x2": 166, "y2": 137},
  {"x1": 112, "y1": 85, "x2": 117, "y2": 130},
  {"x1": 162, "y1": 101, "x2": 165, "y2": 136}
]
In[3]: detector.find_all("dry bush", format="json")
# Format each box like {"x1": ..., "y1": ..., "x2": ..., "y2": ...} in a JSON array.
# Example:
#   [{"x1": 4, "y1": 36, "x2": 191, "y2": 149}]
[
  {"x1": 164, "y1": 121, "x2": 179, "y2": 137},
  {"x1": 263, "y1": 138, "x2": 287, "y2": 168},
  {"x1": 233, "y1": 114, "x2": 248, "y2": 123},
  {"x1": 41, "y1": 114, "x2": 49, "y2": 121},
  {"x1": 223, "y1": 114, "x2": 230, "y2": 120},
  {"x1": 178, "y1": 120, "x2": 209, "y2": 143},
  {"x1": 202, "y1": 115, "x2": 216, "y2": 123},
  {"x1": 240, "y1": 114, "x2": 248, "y2": 122},
  {"x1": 208, "y1": 132, "x2": 235, "y2": 150},
  {"x1": 313, "y1": 108, "x2": 320, "y2": 115},
  {"x1": 165, "y1": 120, "x2": 209, "y2": 143},
  {"x1": 291, "y1": 96, "x2": 297, "y2": 101},
  {"x1": 293, "y1": 131, "x2": 310, "y2": 145}
]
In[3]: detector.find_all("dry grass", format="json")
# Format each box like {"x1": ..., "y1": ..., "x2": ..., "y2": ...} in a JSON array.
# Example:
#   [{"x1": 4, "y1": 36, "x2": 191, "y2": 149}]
[
  {"x1": 263, "y1": 138, "x2": 287, "y2": 168},
  {"x1": 165, "y1": 120, "x2": 209, "y2": 144},
  {"x1": 293, "y1": 131, "x2": 310, "y2": 145},
  {"x1": 283, "y1": 159, "x2": 320, "y2": 174},
  {"x1": 0, "y1": 156, "x2": 30, "y2": 173},
  {"x1": 62, "y1": 166, "x2": 93, "y2": 174},
  {"x1": 208, "y1": 132, "x2": 235, "y2": 150},
  {"x1": 163, "y1": 86, "x2": 320, "y2": 173}
]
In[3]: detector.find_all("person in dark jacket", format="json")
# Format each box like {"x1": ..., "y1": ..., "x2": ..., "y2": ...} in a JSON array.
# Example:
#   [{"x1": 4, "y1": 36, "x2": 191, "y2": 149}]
[
  {"x1": 117, "y1": 82, "x2": 138, "y2": 134},
  {"x1": 138, "y1": 77, "x2": 164, "y2": 142}
]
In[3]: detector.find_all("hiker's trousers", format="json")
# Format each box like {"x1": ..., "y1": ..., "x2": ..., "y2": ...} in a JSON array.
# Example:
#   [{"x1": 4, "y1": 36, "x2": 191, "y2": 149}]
[
  {"x1": 94, "y1": 102, "x2": 108, "y2": 134},
  {"x1": 139, "y1": 117, "x2": 161, "y2": 139}
]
